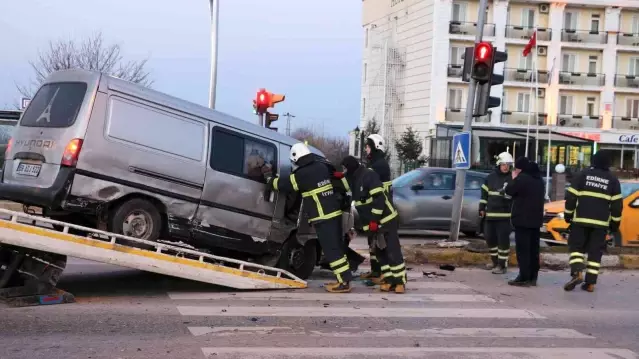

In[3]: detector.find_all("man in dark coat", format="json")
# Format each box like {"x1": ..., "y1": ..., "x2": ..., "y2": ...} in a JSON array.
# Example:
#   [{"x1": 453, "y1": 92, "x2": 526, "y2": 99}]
[{"x1": 504, "y1": 157, "x2": 545, "y2": 287}]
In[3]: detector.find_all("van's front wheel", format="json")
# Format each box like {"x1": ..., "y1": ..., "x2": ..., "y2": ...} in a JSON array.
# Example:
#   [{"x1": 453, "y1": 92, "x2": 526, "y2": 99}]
[
  {"x1": 109, "y1": 199, "x2": 162, "y2": 248},
  {"x1": 277, "y1": 237, "x2": 317, "y2": 280}
]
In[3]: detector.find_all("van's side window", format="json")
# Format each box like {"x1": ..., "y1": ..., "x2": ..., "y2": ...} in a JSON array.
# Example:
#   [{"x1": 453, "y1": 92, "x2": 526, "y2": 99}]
[{"x1": 210, "y1": 128, "x2": 276, "y2": 183}]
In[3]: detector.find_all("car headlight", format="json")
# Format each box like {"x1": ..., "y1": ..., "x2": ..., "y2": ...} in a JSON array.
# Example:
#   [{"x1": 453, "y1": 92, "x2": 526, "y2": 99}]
[{"x1": 557, "y1": 212, "x2": 564, "y2": 219}]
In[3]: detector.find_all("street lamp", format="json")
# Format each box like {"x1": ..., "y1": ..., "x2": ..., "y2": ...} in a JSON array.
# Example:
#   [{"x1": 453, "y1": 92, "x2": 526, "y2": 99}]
[
  {"x1": 353, "y1": 126, "x2": 363, "y2": 161},
  {"x1": 208, "y1": 0, "x2": 219, "y2": 109}
]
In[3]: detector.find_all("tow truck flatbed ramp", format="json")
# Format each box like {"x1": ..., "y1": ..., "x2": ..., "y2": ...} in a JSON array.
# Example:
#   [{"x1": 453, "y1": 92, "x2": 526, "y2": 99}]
[{"x1": 0, "y1": 209, "x2": 307, "y2": 290}]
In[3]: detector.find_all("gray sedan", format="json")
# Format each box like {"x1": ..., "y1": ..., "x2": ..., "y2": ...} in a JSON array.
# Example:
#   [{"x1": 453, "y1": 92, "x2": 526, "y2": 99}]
[{"x1": 353, "y1": 167, "x2": 487, "y2": 236}]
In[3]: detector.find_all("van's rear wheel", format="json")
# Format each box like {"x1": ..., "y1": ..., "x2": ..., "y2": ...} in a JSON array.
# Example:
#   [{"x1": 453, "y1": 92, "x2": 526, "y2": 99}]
[
  {"x1": 277, "y1": 238, "x2": 317, "y2": 280},
  {"x1": 109, "y1": 199, "x2": 161, "y2": 249}
]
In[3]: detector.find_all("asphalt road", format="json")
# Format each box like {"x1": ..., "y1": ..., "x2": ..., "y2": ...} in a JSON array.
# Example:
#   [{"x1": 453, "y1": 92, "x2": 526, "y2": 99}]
[{"x1": 1, "y1": 257, "x2": 638, "y2": 359}]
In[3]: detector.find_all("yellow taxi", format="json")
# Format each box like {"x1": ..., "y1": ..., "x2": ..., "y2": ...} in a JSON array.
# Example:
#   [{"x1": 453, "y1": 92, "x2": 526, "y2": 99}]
[{"x1": 543, "y1": 180, "x2": 639, "y2": 247}]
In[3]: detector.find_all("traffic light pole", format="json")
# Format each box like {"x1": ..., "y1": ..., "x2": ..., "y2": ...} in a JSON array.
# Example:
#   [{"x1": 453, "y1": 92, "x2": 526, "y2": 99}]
[
  {"x1": 445, "y1": 0, "x2": 489, "y2": 244},
  {"x1": 258, "y1": 112, "x2": 265, "y2": 127}
]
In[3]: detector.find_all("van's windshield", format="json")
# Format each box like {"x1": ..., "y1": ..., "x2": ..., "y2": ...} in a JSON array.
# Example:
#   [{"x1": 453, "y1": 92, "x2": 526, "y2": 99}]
[{"x1": 20, "y1": 82, "x2": 87, "y2": 128}]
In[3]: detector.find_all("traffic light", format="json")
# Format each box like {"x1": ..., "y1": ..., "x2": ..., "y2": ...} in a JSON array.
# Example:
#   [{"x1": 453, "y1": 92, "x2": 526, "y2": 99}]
[
  {"x1": 265, "y1": 112, "x2": 279, "y2": 131},
  {"x1": 471, "y1": 42, "x2": 507, "y2": 116},
  {"x1": 255, "y1": 88, "x2": 271, "y2": 114},
  {"x1": 268, "y1": 94, "x2": 285, "y2": 108}
]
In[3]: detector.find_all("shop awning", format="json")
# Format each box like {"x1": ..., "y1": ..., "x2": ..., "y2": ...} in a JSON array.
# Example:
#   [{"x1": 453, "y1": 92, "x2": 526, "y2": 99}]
[
  {"x1": 515, "y1": 130, "x2": 593, "y2": 144},
  {"x1": 471, "y1": 129, "x2": 528, "y2": 140}
]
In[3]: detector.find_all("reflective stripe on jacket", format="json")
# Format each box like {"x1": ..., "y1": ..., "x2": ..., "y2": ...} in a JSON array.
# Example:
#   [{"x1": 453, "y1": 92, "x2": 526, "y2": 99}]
[{"x1": 564, "y1": 168, "x2": 623, "y2": 229}]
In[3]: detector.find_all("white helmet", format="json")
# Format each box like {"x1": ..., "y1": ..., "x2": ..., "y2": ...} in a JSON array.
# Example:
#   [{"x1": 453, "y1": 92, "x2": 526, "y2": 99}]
[
  {"x1": 496, "y1": 152, "x2": 514, "y2": 165},
  {"x1": 290, "y1": 142, "x2": 311, "y2": 163},
  {"x1": 366, "y1": 134, "x2": 385, "y2": 152}
]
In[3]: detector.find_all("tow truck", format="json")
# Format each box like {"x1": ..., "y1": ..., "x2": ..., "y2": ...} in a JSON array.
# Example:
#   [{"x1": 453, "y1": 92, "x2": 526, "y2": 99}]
[{"x1": 0, "y1": 208, "x2": 306, "y2": 307}]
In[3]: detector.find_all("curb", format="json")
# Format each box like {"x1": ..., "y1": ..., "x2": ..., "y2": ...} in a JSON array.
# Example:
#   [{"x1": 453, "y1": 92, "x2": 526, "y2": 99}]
[{"x1": 400, "y1": 245, "x2": 639, "y2": 270}]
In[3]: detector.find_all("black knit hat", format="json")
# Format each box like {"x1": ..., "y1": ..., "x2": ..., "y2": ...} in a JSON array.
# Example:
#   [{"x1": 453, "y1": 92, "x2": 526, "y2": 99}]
[
  {"x1": 592, "y1": 150, "x2": 611, "y2": 170},
  {"x1": 341, "y1": 156, "x2": 360, "y2": 174},
  {"x1": 514, "y1": 156, "x2": 529, "y2": 170}
]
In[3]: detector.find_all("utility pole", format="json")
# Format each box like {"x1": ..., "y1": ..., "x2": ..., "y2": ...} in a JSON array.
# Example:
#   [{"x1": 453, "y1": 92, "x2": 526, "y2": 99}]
[
  {"x1": 208, "y1": 0, "x2": 219, "y2": 109},
  {"x1": 445, "y1": 0, "x2": 489, "y2": 244},
  {"x1": 282, "y1": 112, "x2": 296, "y2": 136}
]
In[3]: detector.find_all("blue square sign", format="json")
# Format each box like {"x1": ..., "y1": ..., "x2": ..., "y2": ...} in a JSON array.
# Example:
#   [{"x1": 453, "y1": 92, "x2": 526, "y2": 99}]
[{"x1": 452, "y1": 132, "x2": 471, "y2": 169}]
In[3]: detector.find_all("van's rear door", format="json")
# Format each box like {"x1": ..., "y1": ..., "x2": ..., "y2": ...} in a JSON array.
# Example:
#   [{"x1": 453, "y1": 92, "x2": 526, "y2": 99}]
[{"x1": 3, "y1": 81, "x2": 94, "y2": 190}]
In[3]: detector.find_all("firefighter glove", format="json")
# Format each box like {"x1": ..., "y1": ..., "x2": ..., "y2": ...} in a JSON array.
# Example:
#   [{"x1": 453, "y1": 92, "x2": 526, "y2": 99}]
[
  {"x1": 333, "y1": 171, "x2": 345, "y2": 179},
  {"x1": 368, "y1": 221, "x2": 379, "y2": 232}
]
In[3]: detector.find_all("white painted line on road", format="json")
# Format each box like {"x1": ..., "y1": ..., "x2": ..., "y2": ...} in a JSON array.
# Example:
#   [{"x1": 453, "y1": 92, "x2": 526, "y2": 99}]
[
  {"x1": 189, "y1": 327, "x2": 593, "y2": 339},
  {"x1": 177, "y1": 306, "x2": 544, "y2": 319},
  {"x1": 307, "y1": 280, "x2": 472, "y2": 290},
  {"x1": 202, "y1": 347, "x2": 638, "y2": 359},
  {"x1": 168, "y1": 292, "x2": 495, "y2": 303}
]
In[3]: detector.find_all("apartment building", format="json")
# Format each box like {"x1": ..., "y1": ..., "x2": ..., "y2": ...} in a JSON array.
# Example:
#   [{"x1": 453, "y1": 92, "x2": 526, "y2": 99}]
[{"x1": 356, "y1": 0, "x2": 639, "y2": 173}]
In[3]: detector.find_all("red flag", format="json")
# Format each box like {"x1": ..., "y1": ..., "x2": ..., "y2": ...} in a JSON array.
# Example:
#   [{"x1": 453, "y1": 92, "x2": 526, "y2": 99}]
[{"x1": 522, "y1": 31, "x2": 537, "y2": 57}]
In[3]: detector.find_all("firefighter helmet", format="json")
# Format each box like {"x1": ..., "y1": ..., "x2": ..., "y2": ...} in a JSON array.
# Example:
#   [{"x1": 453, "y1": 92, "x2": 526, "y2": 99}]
[
  {"x1": 366, "y1": 134, "x2": 385, "y2": 152},
  {"x1": 290, "y1": 143, "x2": 311, "y2": 163}
]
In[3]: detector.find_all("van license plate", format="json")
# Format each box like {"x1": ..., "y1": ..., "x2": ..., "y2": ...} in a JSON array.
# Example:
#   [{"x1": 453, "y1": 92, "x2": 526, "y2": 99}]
[{"x1": 16, "y1": 163, "x2": 42, "y2": 177}]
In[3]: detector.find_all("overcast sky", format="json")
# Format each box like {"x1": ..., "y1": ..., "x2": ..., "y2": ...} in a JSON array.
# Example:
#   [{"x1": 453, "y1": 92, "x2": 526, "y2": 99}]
[{"x1": 0, "y1": 0, "x2": 363, "y2": 137}]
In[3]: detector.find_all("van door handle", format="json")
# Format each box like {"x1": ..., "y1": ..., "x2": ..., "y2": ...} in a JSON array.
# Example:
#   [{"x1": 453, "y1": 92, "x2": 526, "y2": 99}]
[{"x1": 442, "y1": 195, "x2": 452, "y2": 200}]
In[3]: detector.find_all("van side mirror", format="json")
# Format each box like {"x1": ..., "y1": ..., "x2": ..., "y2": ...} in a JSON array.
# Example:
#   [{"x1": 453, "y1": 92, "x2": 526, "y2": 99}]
[{"x1": 411, "y1": 183, "x2": 424, "y2": 191}]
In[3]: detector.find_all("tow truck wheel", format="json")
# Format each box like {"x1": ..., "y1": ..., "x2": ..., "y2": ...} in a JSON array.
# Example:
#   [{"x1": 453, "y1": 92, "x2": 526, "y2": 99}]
[
  {"x1": 277, "y1": 237, "x2": 317, "y2": 280},
  {"x1": 109, "y1": 198, "x2": 161, "y2": 249}
]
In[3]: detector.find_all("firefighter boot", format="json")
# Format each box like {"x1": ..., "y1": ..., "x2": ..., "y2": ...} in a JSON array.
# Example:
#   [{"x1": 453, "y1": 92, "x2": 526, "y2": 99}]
[
  {"x1": 380, "y1": 283, "x2": 392, "y2": 292},
  {"x1": 394, "y1": 284, "x2": 406, "y2": 294},
  {"x1": 563, "y1": 272, "x2": 583, "y2": 291},
  {"x1": 325, "y1": 282, "x2": 352, "y2": 293},
  {"x1": 492, "y1": 265, "x2": 507, "y2": 274},
  {"x1": 485, "y1": 256, "x2": 498, "y2": 270},
  {"x1": 581, "y1": 283, "x2": 595, "y2": 293}
]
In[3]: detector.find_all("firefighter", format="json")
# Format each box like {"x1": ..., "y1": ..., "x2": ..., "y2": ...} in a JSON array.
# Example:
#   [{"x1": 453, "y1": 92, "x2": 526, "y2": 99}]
[
  {"x1": 479, "y1": 152, "x2": 514, "y2": 274},
  {"x1": 563, "y1": 150, "x2": 622, "y2": 293},
  {"x1": 338, "y1": 155, "x2": 407, "y2": 294},
  {"x1": 336, "y1": 133, "x2": 392, "y2": 284},
  {"x1": 262, "y1": 143, "x2": 353, "y2": 293}
]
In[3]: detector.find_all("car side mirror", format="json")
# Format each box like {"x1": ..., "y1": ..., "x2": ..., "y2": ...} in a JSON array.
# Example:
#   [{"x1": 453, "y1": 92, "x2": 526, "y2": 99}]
[
  {"x1": 411, "y1": 183, "x2": 424, "y2": 191},
  {"x1": 630, "y1": 197, "x2": 639, "y2": 208}
]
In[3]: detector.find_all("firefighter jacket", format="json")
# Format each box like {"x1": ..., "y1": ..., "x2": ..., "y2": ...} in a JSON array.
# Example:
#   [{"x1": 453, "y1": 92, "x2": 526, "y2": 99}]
[
  {"x1": 267, "y1": 155, "x2": 342, "y2": 223},
  {"x1": 479, "y1": 167, "x2": 513, "y2": 220},
  {"x1": 367, "y1": 151, "x2": 393, "y2": 198},
  {"x1": 565, "y1": 168, "x2": 623, "y2": 230},
  {"x1": 336, "y1": 165, "x2": 398, "y2": 233}
]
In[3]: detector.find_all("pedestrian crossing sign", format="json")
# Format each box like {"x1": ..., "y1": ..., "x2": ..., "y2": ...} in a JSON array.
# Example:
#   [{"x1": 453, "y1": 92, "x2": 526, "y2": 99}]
[{"x1": 452, "y1": 131, "x2": 471, "y2": 169}]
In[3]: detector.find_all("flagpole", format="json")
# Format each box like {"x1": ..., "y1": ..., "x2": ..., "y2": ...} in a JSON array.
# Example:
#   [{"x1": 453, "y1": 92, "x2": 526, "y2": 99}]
[
  {"x1": 545, "y1": 56, "x2": 556, "y2": 200},
  {"x1": 534, "y1": 26, "x2": 540, "y2": 162},
  {"x1": 525, "y1": 62, "x2": 533, "y2": 158}
]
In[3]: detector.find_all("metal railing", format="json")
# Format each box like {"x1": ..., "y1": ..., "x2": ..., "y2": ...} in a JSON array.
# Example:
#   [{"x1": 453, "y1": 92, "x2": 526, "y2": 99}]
[
  {"x1": 556, "y1": 114, "x2": 602, "y2": 128},
  {"x1": 614, "y1": 74, "x2": 639, "y2": 88},
  {"x1": 447, "y1": 64, "x2": 463, "y2": 78},
  {"x1": 612, "y1": 116, "x2": 639, "y2": 130},
  {"x1": 501, "y1": 112, "x2": 548, "y2": 126},
  {"x1": 617, "y1": 33, "x2": 639, "y2": 47},
  {"x1": 503, "y1": 68, "x2": 549, "y2": 84},
  {"x1": 505, "y1": 26, "x2": 551, "y2": 41},
  {"x1": 561, "y1": 29, "x2": 607, "y2": 44},
  {"x1": 449, "y1": 21, "x2": 496, "y2": 37},
  {"x1": 445, "y1": 108, "x2": 490, "y2": 123},
  {"x1": 558, "y1": 71, "x2": 605, "y2": 86}
]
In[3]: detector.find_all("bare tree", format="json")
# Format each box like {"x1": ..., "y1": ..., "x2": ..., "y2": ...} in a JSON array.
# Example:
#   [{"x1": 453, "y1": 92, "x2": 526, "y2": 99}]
[
  {"x1": 291, "y1": 126, "x2": 349, "y2": 166},
  {"x1": 18, "y1": 32, "x2": 152, "y2": 98}
]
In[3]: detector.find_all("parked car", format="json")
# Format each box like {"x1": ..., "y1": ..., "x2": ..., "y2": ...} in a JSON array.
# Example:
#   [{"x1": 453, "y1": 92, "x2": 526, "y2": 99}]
[
  {"x1": 353, "y1": 167, "x2": 488, "y2": 236},
  {"x1": 543, "y1": 180, "x2": 639, "y2": 247}
]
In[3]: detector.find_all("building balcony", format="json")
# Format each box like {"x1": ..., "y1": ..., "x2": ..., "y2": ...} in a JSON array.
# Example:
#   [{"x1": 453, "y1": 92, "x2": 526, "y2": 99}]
[
  {"x1": 449, "y1": 21, "x2": 496, "y2": 37},
  {"x1": 561, "y1": 29, "x2": 607, "y2": 45},
  {"x1": 501, "y1": 112, "x2": 547, "y2": 126},
  {"x1": 445, "y1": 108, "x2": 490, "y2": 123},
  {"x1": 617, "y1": 33, "x2": 639, "y2": 47},
  {"x1": 447, "y1": 64, "x2": 463, "y2": 78},
  {"x1": 505, "y1": 26, "x2": 551, "y2": 41},
  {"x1": 614, "y1": 74, "x2": 639, "y2": 88},
  {"x1": 504, "y1": 68, "x2": 549, "y2": 84},
  {"x1": 612, "y1": 117, "x2": 639, "y2": 130},
  {"x1": 558, "y1": 71, "x2": 605, "y2": 87},
  {"x1": 556, "y1": 114, "x2": 602, "y2": 128}
]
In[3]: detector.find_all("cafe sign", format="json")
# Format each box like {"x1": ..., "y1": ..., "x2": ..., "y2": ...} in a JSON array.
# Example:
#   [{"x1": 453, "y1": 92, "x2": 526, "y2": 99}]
[{"x1": 619, "y1": 134, "x2": 639, "y2": 144}]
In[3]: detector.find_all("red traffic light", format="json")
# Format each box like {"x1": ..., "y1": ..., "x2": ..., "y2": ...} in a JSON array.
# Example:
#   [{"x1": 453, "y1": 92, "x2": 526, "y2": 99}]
[
  {"x1": 256, "y1": 89, "x2": 270, "y2": 107},
  {"x1": 474, "y1": 42, "x2": 492, "y2": 62}
]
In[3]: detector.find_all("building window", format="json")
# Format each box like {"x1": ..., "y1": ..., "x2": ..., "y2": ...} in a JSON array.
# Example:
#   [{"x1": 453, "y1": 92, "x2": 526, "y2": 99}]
[
  {"x1": 522, "y1": 9, "x2": 535, "y2": 28},
  {"x1": 586, "y1": 97, "x2": 596, "y2": 117},
  {"x1": 590, "y1": 14, "x2": 600, "y2": 33},
  {"x1": 562, "y1": 54, "x2": 576, "y2": 72},
  {"x1": 633, "y1": 15, "x2": 639, "y2": 34},
  {"x1": 564, "y1": 11, "x2": 577, "y2": 30},
  {"x1": 449, "y1": 47, "x2": 463, "y2": 65},
  {"x1": 517, "y1": 92, "x2": 531, "y2": 112},
  {"x1": 210, "y1": 128, "x2": 277, "y2": 183},
  {"x1": 448, "y1": 88, "x2": 463, "y2": 109},
  {"x1": 363, "y1": 63, "x2": 367, "y2": 82},
  {"x1": 559, "y1": 96, "x2": 573, "y2": 115},
  {"x1": 626, "y1": 99, "x2": 639, "y2": 118},
  {"x1": 451, "y1": 3, "x2": 467, "y2": 22},
  {"x1": 519, "y1": 53, "x2": 533, "y2": 69},
  {"x1": 365, "y1": 28, "x2": 369, "y2": 48},
  {"x1": 629, "y1": 57, "x2": 639, "y2": 75},
  {"x1": 588, "y1": 56, "x2": 598, "y2": 74},
  {"x1": 362, "y1": 98, "x2": 366, "y2": 116}
]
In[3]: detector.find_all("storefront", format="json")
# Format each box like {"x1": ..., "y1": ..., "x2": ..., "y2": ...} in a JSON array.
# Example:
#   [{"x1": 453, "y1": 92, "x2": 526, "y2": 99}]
[{"x1": 558, "y1": 130, "x2": 639, "y2": 170}]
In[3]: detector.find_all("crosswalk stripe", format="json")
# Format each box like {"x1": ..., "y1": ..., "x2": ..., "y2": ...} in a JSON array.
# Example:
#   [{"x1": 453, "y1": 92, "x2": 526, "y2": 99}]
[
  {"x1": 306, "y1": 280, "x2": 471, "y2": 290},
  {"x1": 177, "y1": 306, "x2": 544, "y2": 319},
  {"x1": 201, "y1": 347, "x2": 638, "y2": 359},
  {"x1": 188, "y1": 326, "x2": 594, "y2": 339},
  {"x1": 168, "y1": 292, "x2": 495, "y2": 302}
]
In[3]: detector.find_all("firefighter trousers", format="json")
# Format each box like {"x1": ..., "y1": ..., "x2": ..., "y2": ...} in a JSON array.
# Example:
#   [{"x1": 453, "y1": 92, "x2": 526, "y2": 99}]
[
  {"x1": 568, "y1": 224, "x2": 606, "y2": 285},
  {"x1": 374, "y1": 220, "x2": 406, "y2": 286},
  {"x1": 314, "y1": 218, "x2": 353, "y2": 283},
  {"x1": 484, "y1": 220, "x2": 511, "y2": 268},
  {"x1": 366, "y1": 233, "x2": 382, "y2": 275}
]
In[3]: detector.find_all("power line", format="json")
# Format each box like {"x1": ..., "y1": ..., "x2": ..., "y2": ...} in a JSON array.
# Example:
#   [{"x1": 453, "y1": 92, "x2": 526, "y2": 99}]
[{"x1": 282, "y1": 112, "x2": 296, "y2": 136}]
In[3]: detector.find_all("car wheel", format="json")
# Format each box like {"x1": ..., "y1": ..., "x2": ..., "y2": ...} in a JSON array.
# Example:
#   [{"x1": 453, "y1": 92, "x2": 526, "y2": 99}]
[
  {"x1": 277, "y1": 237, "x2": 317, "y2": 280},
  {"x1": 109, "y1": 198, "x2": 162, "y2": 249}
]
